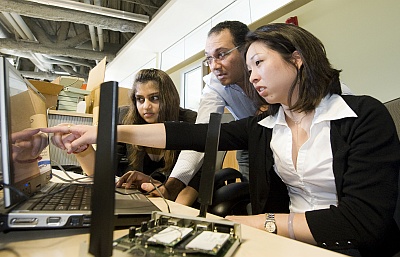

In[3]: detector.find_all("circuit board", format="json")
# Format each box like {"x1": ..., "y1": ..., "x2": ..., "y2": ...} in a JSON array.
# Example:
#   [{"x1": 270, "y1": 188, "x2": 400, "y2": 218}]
[{"x1": 113, "y1": 211, "x2": 241, "y2": 257}]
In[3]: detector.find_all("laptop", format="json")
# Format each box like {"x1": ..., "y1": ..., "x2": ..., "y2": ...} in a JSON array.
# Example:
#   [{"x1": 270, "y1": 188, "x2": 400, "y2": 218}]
[{"x1": 0, "y1": 56, "x2": 159, "y2": 232}]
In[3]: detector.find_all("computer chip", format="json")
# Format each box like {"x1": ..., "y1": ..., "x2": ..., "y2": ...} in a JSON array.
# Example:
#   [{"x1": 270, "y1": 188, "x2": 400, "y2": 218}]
[
  {"x1": 185, "y1": 231, "x2": 230, "y2": 254},
  {"x1": 147, "y1": 226, "x2": 193, "y2": 247}
]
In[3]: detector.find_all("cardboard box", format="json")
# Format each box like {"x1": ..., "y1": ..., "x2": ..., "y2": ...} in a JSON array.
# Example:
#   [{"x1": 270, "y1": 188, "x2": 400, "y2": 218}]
[
  {"x1": 75, "y1": 56, "x2": 129, "y2": 123},
  {"x1": 88, "y1": 86, "x2": 130, "y2": 109},
  {"x1": 87, "y1": 86, "x2": 130, "y2": 125},
  {"x1": 86, "y1": 86, "x2": 100, "y2": 115},
  {"x1": 28, "y1": 80, "x2": 63, "y2": 110},
  {"x1": 10, "y1": 87, "x2": 47, "y2": 133},
  {"x1": 119, "y1": 87, "x2": 131, "y2": 106},
  {"x1": 52, "y1": 76, "x2": 85, "y2": 89},
  {"x1": 84, "y1": 57, "x2": 107, "y2": 115}
]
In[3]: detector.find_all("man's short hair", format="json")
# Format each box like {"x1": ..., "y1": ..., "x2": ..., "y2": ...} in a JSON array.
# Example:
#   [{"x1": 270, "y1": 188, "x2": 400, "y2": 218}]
[{"x1": 208, "y1": 20, "x2": 249, "y2": 47}]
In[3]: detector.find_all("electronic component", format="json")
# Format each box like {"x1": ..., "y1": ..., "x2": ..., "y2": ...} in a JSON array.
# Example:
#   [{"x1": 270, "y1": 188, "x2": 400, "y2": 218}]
[
  {"x1": 185, "y1": 230, "x2": 230, "y2": 254},
  {"x1": 113, "y1": 211, "x2": 241, "y2": 257},
  {"x1": 147, "y1": 226, "x2": 193, "y2": 246},
  {"x1": 195, "y1": 222, "x2": 211, "y2": 232},
  {"x1": 128, "y1": 226, "x2": 136, "y2": 239}
]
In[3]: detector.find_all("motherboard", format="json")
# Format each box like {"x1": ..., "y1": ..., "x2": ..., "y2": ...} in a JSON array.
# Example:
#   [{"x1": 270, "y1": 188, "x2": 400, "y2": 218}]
[{"x1": 113, "y1": 211, "x2": 241, "y2": 257}]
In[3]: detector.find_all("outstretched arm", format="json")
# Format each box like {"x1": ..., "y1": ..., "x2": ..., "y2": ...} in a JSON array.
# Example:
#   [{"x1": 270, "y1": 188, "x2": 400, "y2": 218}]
[
  {"x1": 41, "y1": 123, "x2": 167, "y2": 154},
  {"x1": 118, "y1": 124, "x2": 166, "y2": 148}
]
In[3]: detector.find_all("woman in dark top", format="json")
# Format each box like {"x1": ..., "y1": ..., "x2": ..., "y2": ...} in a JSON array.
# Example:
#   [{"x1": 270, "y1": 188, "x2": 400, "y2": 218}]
[
  {"x1": 117, "y1": 106, "x2": 196, "y2": 181},
  {"x1": 116, "y1": 69, "x2": 196, "y2": 184}
]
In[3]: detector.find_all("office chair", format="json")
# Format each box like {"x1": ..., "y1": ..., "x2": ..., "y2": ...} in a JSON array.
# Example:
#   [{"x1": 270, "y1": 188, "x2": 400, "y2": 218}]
[
  {"x1": 207, "y1": 112, "x2": 251, "y2": 217},
  {"x1": 384, "y1": 97, "x2": 400, "y2": 229},
  {"x1": 209, "y1": 167, "x2": 250, "y2": 217}
]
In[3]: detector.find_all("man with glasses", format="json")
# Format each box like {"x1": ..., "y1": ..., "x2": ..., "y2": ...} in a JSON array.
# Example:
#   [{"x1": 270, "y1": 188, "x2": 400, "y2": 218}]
[
  {"x1": 137, "y1": 21, "x2": 266, "y2": 206},
  {"x1": 203, "y1": 45, "x2": 239, "y2": 66}
]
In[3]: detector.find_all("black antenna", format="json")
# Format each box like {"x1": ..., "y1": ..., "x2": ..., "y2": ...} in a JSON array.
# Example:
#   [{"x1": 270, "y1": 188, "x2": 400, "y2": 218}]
[
  {"x1": 89, "y1": 81, "x2": 119, "y2": 257},
  {"x1": 197, "y1": 113, "x2": 222, "y2": 218}
]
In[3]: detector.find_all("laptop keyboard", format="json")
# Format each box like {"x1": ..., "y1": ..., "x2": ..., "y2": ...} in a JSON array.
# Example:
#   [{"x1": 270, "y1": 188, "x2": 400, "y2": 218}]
[{"x1": 29, "y1": 183, "x2": 92, "y2": 211}]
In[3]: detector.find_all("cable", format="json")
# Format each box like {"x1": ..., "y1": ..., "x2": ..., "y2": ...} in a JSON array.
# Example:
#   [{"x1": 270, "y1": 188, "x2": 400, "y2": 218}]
[
  {"x1": 149, "y1": 176, "x2": 170, "y2": 214},
  {"x1": 63, "y1": 77, "x2": 81, "y2": 88},
  {"x1": 114, "y1": 190, "x2": 144, "y2": 196},
  {"x1": 51, "y1": 172, "x2": 93, "y2": 183},
  {"x1": 50, "y1": 159, "x2": 93, "y2": 183},
  {"x1": 115, "y1": 170, "x2": 171, "y2": 212},
  {"x1": 0, "y1": 182, "x2": 29, "y2": 203}
]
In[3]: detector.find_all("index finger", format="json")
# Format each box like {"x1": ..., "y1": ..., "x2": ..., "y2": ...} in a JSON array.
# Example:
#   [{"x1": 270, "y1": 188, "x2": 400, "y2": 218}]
[
  {"x1": 11, "y1": 128, "x2": 41, "y2": 142},
  {"x1": 41, "y1": 126, "x2": 70, "y2": 134},
  {"x1": 116, "y1": 173, "x2": 129, "y2": 188}
]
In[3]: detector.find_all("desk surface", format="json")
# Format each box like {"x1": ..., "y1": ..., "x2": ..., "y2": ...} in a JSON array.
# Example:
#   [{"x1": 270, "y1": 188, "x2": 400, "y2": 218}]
[
  {"x1": 0, "y1": 197, "x2": 345, "y2": 257},
  {"x1": 0, "y1": 170, "x2": 345, "y2": 256}
]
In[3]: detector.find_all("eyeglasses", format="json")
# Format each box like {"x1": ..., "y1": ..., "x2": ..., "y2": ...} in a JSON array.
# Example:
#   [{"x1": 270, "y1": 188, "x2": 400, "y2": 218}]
[{"x1": 203, "y1": 45, "x2": 240, "y2": 66}]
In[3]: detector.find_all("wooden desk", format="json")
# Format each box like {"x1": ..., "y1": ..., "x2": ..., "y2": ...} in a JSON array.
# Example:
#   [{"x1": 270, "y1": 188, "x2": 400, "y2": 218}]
[{"x1": 0, "y1": 197, "x2": 345, "y2": 257}]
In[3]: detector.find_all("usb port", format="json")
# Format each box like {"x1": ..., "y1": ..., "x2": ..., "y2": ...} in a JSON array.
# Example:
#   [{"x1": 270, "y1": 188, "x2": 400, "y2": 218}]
[{"x1": 47, "y1": 217, "x2": 61, "y2": 225}]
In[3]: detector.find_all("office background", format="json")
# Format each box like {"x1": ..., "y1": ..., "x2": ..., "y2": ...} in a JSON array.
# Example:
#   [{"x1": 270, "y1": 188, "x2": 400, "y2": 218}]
[{"x1": 168, "y1": 0, "x2": 400, "y2": 104}]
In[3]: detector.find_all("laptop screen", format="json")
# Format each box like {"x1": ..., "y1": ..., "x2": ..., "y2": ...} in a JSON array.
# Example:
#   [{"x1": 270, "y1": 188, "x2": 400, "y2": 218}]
[{"x1": 0, "y1": 56, "x2": 51, "y2": 208}]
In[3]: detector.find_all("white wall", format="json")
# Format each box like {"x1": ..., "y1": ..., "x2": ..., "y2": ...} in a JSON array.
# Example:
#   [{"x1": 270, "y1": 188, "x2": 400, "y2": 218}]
[
  {"x1": 270, "y1": 0, "x2": 400, "y2": 102},
  {"x1": 171, "y1": 0, "x2": 400, "y2": 103}
]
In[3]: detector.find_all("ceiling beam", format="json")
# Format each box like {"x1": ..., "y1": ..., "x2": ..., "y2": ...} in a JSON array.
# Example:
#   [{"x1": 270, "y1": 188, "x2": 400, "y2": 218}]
[
  {"x1": 20, "y1": 71, "x2": 60, "y2": 81},
  {"x1": 0, "y1": 38, "x2": 116, "y2": 61},
  {"x1": 0, "y1": 0, "x2": 146, "y2": 33},
  {"x1": 25, "y1": 0, "x2": 149, "y2": 23},
  {"x1": 59, "y1": 65, "x2": 88, "y2": 79},
  {"x1": 57, "y1": 21, "x2": 70, "y2": 42},
  {"x1": 22, "y1": 17, "x2": 53, "y2": 44},
  {"x1": 132, "y1": 0, "x2": 159, "y2": 17}
]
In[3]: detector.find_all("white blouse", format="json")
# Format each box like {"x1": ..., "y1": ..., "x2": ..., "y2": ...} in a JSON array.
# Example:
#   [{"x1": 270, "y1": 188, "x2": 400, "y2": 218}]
[{"x1": 258, "y1": 95, "x2": 357, "y2": 213}]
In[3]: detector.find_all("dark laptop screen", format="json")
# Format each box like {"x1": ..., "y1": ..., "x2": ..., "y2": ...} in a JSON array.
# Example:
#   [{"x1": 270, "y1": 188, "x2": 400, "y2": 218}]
[{"x1": 0, "y1": 56, "x2": 51, "y2": 207}]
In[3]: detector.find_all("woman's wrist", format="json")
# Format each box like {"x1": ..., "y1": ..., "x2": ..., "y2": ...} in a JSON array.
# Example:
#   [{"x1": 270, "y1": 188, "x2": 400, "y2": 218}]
[
  {"x1": 14, "y1": 156, "x2": 42, "y2": 164},
  {"x1": 164, "y1": 177, "x2": 186, "y2": 200},
  {"x1": 288, "y1": 212, "x2": 296, "y2": 239}
]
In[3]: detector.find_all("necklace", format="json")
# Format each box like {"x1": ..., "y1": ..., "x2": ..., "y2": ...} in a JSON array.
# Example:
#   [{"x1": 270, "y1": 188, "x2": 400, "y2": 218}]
[
  {"x1": 285, "y1": 111, "x2": 308, "y2": 169},
  {"x1": 287, "y1": 112, "x2": 307, "y2": 125}
]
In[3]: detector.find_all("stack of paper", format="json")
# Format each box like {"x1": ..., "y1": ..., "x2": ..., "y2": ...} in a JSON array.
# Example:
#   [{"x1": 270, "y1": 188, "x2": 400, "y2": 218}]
[{"x1": 57, "y1": 86, "x2": 90, "y2": 112}]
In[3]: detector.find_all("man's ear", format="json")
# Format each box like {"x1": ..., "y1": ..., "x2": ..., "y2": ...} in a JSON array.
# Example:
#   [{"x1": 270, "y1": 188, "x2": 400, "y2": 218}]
[{"x1": 291, "y1": 51, "x2": 303, "y2": 69}]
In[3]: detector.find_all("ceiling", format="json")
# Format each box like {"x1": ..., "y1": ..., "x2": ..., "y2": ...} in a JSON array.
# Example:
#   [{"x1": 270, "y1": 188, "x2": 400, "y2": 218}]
[
  {"x1": 0, "y1": 0, "x2": 167, "y2": 82},
  {"x1": 104, "y1": 0, "x2": 237, "y2": 86}
]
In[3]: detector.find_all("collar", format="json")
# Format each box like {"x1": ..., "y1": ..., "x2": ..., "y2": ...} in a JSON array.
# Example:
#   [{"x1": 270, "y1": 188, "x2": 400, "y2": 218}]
[
  {"x1": 258, "y1": 94, "x2": 358, "y2": 128},
  {"x1": 203, "y1": 72, "x2": 241, "y2": 91}
]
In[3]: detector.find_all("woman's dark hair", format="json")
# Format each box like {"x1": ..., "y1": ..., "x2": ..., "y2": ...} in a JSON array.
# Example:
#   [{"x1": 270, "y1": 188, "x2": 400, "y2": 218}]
[
  {"x1": 123, "y1": 68, "x2": 180, "y2": 174},
  {"x1": 243, "y1": 23, "x2": 342, "y2": 115}
]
